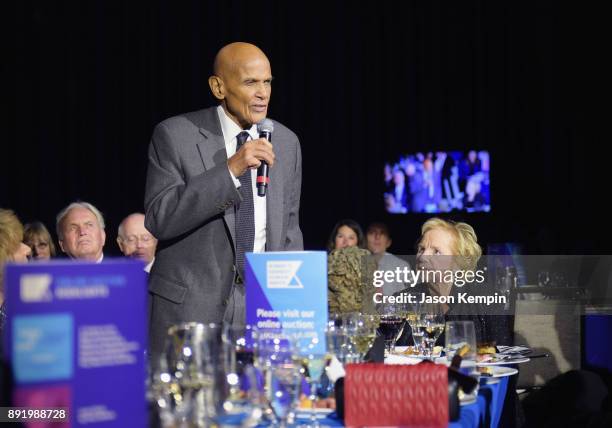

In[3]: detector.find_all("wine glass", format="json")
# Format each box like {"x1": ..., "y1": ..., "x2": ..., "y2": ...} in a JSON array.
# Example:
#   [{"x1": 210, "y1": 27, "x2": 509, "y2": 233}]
[
  {"x1": 538, "y1": 271, "x2": 551, "y2": 287},
  {"x1": 377, "y1": 303, "x2": 406, "y2": 356},
  {"x1": 404, "y1": 303, "x2": 424, "y2": 354},
  {"x1": 344, "y1": 313, "x2": 379, "y2": 362},
  {"x1": 298, "y1": 337, "x2": 328, "y2": 427},
  {"x1": 325, "y1": 322, "x2": 355, "y2": 364},
  {"x1": 420, "y1": 305, "x2": 445, "y2": 358}
]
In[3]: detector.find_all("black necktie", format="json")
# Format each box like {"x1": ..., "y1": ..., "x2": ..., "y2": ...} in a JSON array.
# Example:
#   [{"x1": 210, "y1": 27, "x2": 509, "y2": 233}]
[{"x1": 235, "y1": 131, "x2": 255, "y2": 280}]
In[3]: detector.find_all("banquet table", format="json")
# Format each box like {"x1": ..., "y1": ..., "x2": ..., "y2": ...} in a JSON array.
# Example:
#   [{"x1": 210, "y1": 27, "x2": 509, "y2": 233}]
[
  {"x1": 284, "y1": 375, "x2": 510, "y2": 428},
  {"x1": 151, "y1": 372, "x2": 511, "y2": 428}
]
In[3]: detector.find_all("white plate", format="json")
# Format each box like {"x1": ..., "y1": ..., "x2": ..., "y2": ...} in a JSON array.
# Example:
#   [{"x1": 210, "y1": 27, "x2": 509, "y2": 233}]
[
  {"x1": 478, "y1": 366, "x2": 518, "y2": 378},
  {"x1": 295, "y1": 408, "x2": 334, "y2": 416},
  {"x1": 460, "y1": 395, "x2": 478, "y2": 406},
  {"x1": 385, "y1": 354, "x2": 423, "y2": 365},
  {"x1": 477, "y1": 356, "x2": 530, "y2": 366}
]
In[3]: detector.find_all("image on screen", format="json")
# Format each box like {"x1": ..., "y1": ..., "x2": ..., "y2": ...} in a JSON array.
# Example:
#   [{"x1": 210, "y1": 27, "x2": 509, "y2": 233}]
[{"x1": 384, "y1": 150, "x2": 490, "y2": 214}]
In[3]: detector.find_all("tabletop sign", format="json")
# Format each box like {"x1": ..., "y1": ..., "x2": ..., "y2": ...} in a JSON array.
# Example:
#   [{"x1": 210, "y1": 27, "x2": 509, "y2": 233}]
[
  {"x1": 245, "y1": 251, "x2": 328, "y2": 354},
  {"x1": 3, "y1": 259, "x2": 147, "y2": 428}
]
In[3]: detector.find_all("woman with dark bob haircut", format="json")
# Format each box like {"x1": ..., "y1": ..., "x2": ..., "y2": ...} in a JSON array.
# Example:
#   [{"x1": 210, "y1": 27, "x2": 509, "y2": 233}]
[{"x1": 326, "y1": 219, "x2": 366, "y2": 252}]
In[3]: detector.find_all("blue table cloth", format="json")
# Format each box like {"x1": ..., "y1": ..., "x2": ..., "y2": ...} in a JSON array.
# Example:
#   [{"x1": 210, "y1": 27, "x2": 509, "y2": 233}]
[
  {"x1": 220, "y1": 374, "x2": 510, "y2": 427},
  {"x1": 449, "y1": 376, "x2": 509, "y2": 428}
]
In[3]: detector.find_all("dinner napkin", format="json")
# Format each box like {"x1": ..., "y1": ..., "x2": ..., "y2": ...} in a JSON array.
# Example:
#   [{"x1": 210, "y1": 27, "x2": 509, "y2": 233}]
[{"x1": 497, "y1": 345, "x2": 531, "y2": 355}]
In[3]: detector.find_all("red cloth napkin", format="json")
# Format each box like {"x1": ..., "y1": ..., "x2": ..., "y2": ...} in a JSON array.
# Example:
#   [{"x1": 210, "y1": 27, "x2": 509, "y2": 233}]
[{"x1": 344, "y1": 363, "x2": 448, "y2": 427}]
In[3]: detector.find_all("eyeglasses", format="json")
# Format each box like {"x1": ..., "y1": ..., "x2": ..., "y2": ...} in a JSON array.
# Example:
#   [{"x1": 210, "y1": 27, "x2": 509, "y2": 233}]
[{"x1": 121, "y1": 234, "x2": 155, "y2": 245}]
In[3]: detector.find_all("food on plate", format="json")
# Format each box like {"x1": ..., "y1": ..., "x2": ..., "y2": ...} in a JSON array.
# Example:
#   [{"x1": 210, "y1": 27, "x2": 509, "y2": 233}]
[
  {"x1": 477, "y1": 342, "x2": 497, "y2": 355},
  {"x1": 400, "y1": 346, "x2": 442, "y2": 356},
  {"x1": 298, "y1": 395, "x2": 336, "y2": 410},
  {"x1": 401, "y1": 347, "x2": 418, "y2": 355},
  {"x1": 456, "y1": 344, "x2": 471, "y2": 357},
  {"x1": 476, "y1": 353, "x2": 495, "y2": 363}
]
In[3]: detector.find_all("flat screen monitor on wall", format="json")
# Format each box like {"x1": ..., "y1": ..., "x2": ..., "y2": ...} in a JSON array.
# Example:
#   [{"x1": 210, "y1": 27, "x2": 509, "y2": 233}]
[{"x1": 384, "y1": 150, "x2": 490, "y2": 214}]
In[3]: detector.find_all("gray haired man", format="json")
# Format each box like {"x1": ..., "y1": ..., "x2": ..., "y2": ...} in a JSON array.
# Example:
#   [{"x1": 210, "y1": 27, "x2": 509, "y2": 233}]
[{"x1": 56, "y1": 201, "x2": 106, "y2": 262}]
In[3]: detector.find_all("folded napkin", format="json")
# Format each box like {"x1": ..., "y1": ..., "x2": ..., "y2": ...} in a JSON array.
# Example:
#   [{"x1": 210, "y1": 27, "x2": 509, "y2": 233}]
[{"x1": 497, "y1": 345, "x2": 532, "y2": 355}]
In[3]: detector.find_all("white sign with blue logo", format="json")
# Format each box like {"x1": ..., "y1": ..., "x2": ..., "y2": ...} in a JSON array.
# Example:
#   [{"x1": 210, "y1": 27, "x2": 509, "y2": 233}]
[{"x1": 245, "y1": 251, "x2": 328, "y2": 354}]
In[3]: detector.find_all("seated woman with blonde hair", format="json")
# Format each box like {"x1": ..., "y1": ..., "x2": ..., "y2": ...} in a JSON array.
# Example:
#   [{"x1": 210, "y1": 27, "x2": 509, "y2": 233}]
[
  {"x1": 397, "y1": 217, "x2": 489, "y2": 342},
  {"x1": 1, "y1": 209, "x2": 32, "y2": 340},
  {"x1": 24, "y1": 221, "x2": 56, "y2": 260}
]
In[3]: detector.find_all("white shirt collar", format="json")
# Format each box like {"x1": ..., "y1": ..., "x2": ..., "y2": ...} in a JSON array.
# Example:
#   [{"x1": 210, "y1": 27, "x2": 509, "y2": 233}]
[
  {"x1": 217, "y1": 106, "x2": 257, "y2": 155},
  {"x1": 144, "y1": 258, "x2": 155, "y2": 273}
]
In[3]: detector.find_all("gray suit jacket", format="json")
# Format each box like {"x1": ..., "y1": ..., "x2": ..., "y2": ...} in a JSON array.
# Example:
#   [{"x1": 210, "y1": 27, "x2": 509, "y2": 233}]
[{"x1": 144, "y1": 106, "x2": 303, "y2": 355}]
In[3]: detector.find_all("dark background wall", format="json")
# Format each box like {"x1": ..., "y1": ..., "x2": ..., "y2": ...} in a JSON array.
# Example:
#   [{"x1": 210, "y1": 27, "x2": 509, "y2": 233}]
[{"x1": 1, "y1": 0, "x2": 604, "y2": 256}]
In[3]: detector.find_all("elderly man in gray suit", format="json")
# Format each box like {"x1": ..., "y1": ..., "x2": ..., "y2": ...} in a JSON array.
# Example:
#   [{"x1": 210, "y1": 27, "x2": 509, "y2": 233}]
[{"x1": 144, "y1": 42, "x2": 303, "y2": 357}]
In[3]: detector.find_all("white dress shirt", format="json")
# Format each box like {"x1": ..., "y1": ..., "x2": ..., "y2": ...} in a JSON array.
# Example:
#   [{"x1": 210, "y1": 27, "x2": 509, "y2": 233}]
[
  {"x1": 145, "y1": 258, "x2": 155, "y2": 273},
  {"x1": 217, "y1": 106, "x2": 267, "y2": 253}
]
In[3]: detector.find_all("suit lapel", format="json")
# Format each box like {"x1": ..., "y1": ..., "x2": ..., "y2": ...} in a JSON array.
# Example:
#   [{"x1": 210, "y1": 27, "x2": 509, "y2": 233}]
[{"x1": 195, "y1": 108, "x2": 237, "y2": 247}]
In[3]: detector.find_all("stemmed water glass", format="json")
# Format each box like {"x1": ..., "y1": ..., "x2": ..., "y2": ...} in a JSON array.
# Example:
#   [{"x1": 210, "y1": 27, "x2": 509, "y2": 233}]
[
  {"x1": 344, "y1": 313, "x2": 379, "y2": 362},
  {"x1": 298, "y1": 336, "x2": 328, "y2": 427},
  {"x1": 325, "y1": 319, "x2": 356, "y2": 364},
  {"x1": 420, "y1": 304, "x2": 445, "y2": 358},
  {"x1": 404, "y1": 303, "x2": 424, "y2": 354}
]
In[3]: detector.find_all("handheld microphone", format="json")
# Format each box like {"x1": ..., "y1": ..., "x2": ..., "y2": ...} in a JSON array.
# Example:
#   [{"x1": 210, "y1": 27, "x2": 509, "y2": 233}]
[{"x1": 256, "y1": 118, "x2": 274, "y2": 197}]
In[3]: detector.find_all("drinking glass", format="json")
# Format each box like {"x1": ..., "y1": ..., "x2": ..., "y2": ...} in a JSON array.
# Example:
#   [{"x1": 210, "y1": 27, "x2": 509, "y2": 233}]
[
  {"x1": 256, "y1": 332, "x2": 301, "y2": 428},
  {"x1": 298, "y1": 337, "x2": 328, "y2": 427},
  {"x1": 538, "y1": 271, "x2": 551, "y2": 287},
  {"x1": 420, "y1": 305, "x2": 445, "y2": 358},
  {"x1": 444, "y1": 320, "x2": 476, "y2": 361},
  {"x1": 218, "y1": 325, "x2": 263, "y2": 425},
  {"x1": 445, "y1": 321, "x2": 478, "y2": 402},
  {"x1": 325, "y1": 323, "x2": 355, "y2": 364},
  {"x1": 160, "y1": 323, "x2": 222, "y2": 427},
  {"x1": 404, "y1": 303, "x2": 423, "y2": 354},
  {"x1": 344, "y1": 313, "x2": 379, "y2": 362},
  {"x1": 377, "y1": 314, "x2": 405, "y2": 356}
]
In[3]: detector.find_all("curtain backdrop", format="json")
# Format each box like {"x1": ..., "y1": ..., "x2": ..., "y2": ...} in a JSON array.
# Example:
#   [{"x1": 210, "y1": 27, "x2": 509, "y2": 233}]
[{"x1": 2, "y1": 1, "x2": 600, "y2": 255}]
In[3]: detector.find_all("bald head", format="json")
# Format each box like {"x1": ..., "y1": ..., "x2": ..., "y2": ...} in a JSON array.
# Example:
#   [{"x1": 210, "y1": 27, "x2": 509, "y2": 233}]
[
  {"x1": 117, "y1": 213, "x2": 157, "y2": 264},
  {"x1": 208, "y1": 42, "x2": 272, "y2": 128},
  {"x1": 213, "y1": 42, "x2": 269, "y2": 77}
]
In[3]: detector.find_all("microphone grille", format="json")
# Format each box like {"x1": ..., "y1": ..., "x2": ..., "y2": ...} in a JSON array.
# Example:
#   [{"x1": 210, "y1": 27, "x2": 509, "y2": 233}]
[{"x1": 257, "y1": 118, "x2": 274, "y2": 134}]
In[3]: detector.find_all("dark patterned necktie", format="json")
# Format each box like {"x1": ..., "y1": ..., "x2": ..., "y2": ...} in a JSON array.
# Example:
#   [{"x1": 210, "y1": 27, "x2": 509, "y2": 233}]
[{"x1": 235, "y1": 131, "x2": 255, "y2": 279}]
